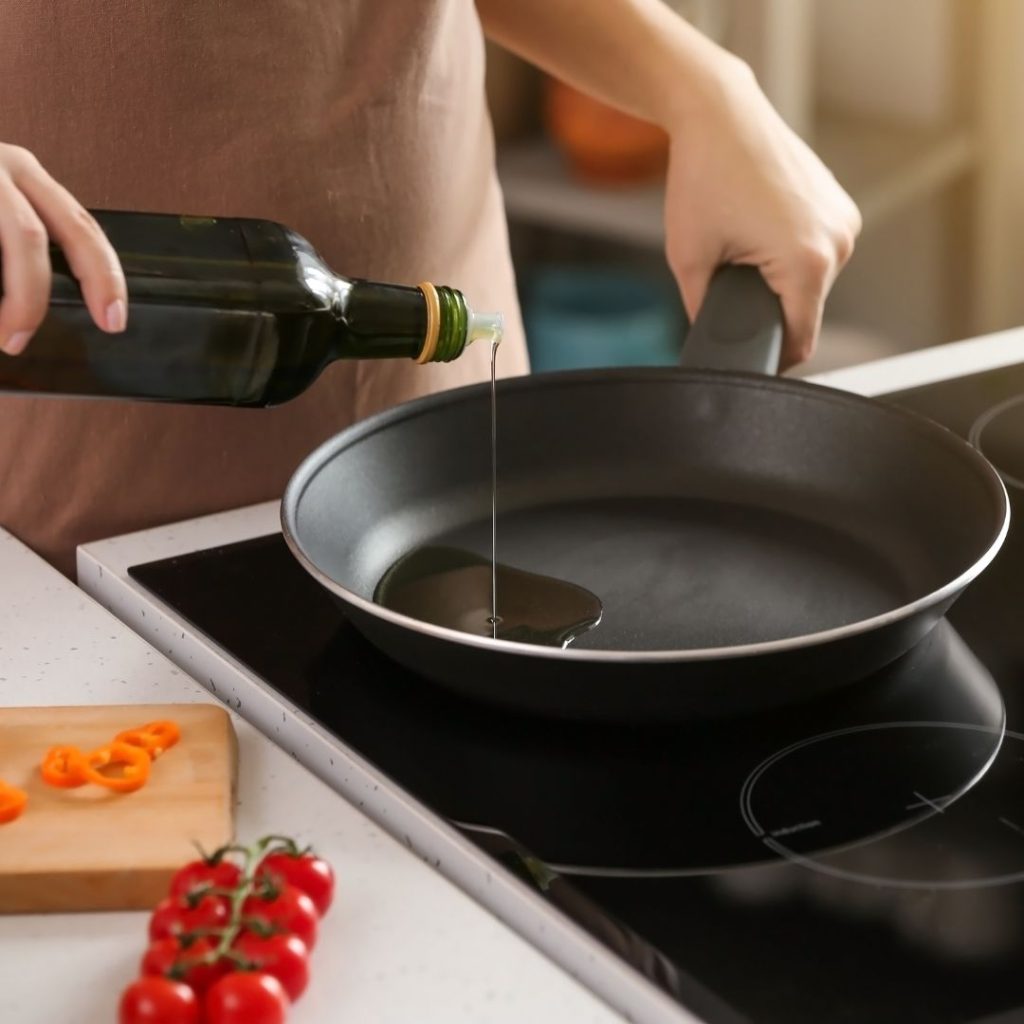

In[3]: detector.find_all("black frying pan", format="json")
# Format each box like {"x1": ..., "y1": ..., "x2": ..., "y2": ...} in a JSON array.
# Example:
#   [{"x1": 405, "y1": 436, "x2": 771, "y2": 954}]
[{"x1": 281, "y1": 268, "x2": 1009, "y2": 721}]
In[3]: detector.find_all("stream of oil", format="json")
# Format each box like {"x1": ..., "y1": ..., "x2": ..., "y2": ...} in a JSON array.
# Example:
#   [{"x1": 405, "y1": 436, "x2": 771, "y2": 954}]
[
  {"x1": 374, "y1": 339, "x2": 602, "y2": 649},
  {"x1": 489, "y1": 336, "x2": 498, "y2": 631}
]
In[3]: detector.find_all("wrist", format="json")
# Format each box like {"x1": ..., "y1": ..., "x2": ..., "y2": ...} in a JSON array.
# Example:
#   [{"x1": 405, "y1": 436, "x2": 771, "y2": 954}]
[{"x1": 647, "y1": 31, "x2": 755, "y2": 135}]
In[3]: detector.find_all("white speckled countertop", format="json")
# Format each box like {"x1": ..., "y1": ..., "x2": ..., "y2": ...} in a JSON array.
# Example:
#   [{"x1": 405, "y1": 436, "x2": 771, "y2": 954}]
[{"x1": 0, "y1": 528, "x2": 623, "y2": 1024}]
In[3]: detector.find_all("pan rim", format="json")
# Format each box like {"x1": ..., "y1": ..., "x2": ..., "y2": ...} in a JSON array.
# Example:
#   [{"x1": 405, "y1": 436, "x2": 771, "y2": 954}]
[{"x1": 281, "y1": 368, "x2": 1011, "y2": 663}]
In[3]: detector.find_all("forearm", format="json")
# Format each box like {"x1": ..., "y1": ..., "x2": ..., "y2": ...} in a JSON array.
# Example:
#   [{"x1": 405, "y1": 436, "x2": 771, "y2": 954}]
[
  {"x1": 475, "y1": 0, "x2": 743, "y2": 129},
  {"x1": 478, "y1": 0, "x2": 861, "y2": 368}
]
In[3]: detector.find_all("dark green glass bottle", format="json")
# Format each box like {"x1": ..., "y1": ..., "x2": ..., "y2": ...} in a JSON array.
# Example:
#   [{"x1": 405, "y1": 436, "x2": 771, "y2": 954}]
[{"x1": 0, "y1": 211, "x2": 503, "y2": 407}]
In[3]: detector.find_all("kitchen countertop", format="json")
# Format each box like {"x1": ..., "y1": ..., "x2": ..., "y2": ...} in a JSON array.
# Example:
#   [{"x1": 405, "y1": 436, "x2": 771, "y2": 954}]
[
  {"x1": 0, "y1": 528, "x2": 621, "y2": 1024},
  {"x1": 6, "y1": 328, "x2": 1024, "y2": 1024}
]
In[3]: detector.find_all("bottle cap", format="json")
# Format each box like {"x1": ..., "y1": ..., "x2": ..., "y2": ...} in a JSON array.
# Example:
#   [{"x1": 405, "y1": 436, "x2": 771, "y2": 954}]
[{"x1": 467, "y1": 310, "x2": 504, "y2": 346}]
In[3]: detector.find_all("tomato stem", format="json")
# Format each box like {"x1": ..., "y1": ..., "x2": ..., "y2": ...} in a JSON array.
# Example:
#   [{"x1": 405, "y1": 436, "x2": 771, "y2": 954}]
[
  {"x1": 257, "y1": 834, "x2": 306, "y2": 857},
  {"x1": 185, "y1": 883, "x2": 243, "y2": 901},
  {"x1": 179, "y1": 835, "x2": 278, "y2": 973},
  {"x1": 171, "y1": 834, "x2": 315, "y2": 978}
]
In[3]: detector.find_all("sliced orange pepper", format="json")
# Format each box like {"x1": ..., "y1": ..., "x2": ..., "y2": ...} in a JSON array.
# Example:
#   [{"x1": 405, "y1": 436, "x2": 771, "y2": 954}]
[
  {"x1": 0, "y1": 782, "x2": 27, "y2": 824},
  {"x1": 114, "y1": 719, "x2": 181, "y2": 761},
  {"x1": 40, "y1": 745, "x2": 89, "y2": 788},
  {"x1": 82, "y1": 741, "x2": 151, "y2": 793}
]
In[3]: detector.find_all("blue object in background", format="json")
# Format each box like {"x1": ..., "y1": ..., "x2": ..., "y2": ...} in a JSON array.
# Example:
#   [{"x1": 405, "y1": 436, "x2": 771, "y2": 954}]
[{"x1": 524, "y1": 266, "x2": 682, "y2": 372}]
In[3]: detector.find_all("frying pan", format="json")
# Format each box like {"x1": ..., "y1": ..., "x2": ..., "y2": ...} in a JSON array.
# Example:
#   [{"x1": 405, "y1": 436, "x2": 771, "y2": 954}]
[{"x1": 281, "y1": 268, "x2": 1009, "y2": 721}]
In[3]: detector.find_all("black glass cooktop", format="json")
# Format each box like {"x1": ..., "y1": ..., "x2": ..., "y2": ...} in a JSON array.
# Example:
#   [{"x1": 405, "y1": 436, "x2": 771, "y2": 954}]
[{"x1": 131, "y1": 365, "x2": 1024, "y2": 1024}]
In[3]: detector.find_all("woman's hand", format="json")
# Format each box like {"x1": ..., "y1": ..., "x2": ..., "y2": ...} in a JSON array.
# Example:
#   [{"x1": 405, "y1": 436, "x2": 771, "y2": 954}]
[
  {"x1": 664, "y1": 59, "x2": 861, "y2": 370},
  {"x1": 0, "y1": 143, "x2": 126, "y2": 354},
  {"x1": 477, "y1": 0, "x2": 861, "y2": 371}
]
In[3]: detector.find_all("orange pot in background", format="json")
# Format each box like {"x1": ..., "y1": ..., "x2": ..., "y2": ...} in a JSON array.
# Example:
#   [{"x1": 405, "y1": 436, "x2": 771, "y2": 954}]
[{"x1": 543, "y1": 78, "x2": 669, "y2": 186}]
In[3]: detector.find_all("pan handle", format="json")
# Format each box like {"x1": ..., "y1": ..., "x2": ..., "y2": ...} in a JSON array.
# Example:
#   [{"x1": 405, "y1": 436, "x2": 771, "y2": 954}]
[{"x1": 679, "y1": 265, "x2": 783, "y2": 375}]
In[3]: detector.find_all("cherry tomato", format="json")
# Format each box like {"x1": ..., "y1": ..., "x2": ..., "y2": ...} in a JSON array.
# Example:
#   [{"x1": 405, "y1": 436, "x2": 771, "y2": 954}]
[
  {"x1": 233, "y1": 931, "x2": 310, "y2": 1001},
  {"x1": 119, "y1": 977, "x2": 199, "y2": 1024},
  {"x1": 242, "y1": 883, "x2": 318, "y2": 949},
  {"x1": 149, "y1": 893, "x2": 230, "y2": 942},
  {"x1": 141, "y1": 936, "x2": 229, "y2": 996},
  {"x1": 258, "y1": 851, "x2": 335, "y2": 917},
  {"x1": 168, "y1": 859, "x2": 242, "y2": 901},
  {"x1": 204, "y1": 972, "x2": 288, "y2": 1024}
]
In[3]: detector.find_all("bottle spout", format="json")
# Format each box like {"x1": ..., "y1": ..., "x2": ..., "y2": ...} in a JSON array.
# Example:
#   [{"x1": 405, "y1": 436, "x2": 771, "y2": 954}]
[
  {"x1": 467, "y1": 310, "x2": 504, "y2": 347},
  {"x1": 423, "y1": 286, "x2": 504, "y2": 362}
]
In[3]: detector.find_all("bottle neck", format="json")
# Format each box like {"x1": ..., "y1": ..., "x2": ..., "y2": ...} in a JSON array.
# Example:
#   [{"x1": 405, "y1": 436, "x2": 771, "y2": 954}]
[
  {"x1": 322, "y1": 274, "x2": 501, "y2": 363},
  {"x1": 413, "y1": 282, "x2": 470, "y2": 364},
  {"x1": 330, "y1": 279, "x2": 431, "y2": 361}
]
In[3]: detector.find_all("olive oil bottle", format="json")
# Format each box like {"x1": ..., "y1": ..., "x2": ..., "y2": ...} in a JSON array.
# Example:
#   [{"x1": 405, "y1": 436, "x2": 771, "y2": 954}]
[{"x1": 0, "y1": 211, "x2": 502, "y2": 406}]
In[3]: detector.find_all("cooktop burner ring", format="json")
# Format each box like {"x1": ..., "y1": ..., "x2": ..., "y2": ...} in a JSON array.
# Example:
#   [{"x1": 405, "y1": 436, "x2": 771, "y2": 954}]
[
  {"x1": 969, "y1": 394, "x2": 1024, "y2": 490},
  {"x1": 737, "y1": 722, "x2": 1024, "y2": 891}
]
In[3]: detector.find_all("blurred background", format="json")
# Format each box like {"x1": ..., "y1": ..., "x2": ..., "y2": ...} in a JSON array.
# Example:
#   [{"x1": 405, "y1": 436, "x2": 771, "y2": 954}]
[{"x1": 485, "y1": 0, "x2": 1024, "y2": 375}]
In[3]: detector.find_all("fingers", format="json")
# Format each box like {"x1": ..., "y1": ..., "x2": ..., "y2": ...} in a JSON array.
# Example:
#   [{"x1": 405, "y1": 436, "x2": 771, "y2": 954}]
[
  {"x1": 0, "y1": 143, "x2": 128, "y2": 356},
  {"x1": 671, "y1": 236, "x2": 850, "y2": 372},
  {"x1": 774, "y1": 240, "x2": 835, "y2": 370},
  {"x1": 778, "y1": 285, "x2": 826, "y2": 372},
  {"x1": 0, "y1": 172, "x2": 52, "y2": 355},
  {"x1": 667, "y1": 248, "x2": 716, "y2": 327},
  {"x1": 13, "y1": 158, "x2": 127, "y2": 336}
]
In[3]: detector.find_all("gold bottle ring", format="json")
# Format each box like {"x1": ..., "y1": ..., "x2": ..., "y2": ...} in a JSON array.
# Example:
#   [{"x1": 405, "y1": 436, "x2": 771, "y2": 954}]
[{"x1": 416, "y1": 282, "x2": 441, "y2": 364}]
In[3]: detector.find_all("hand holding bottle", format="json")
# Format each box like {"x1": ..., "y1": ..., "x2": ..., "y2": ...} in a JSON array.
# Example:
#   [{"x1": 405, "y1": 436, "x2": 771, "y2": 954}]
[
  {"x1": 0, "y1": 210, "x2": 503, "y2": 405},
  {"x1": 0, "y1": 142, "x2": 127, "y2": 355}
]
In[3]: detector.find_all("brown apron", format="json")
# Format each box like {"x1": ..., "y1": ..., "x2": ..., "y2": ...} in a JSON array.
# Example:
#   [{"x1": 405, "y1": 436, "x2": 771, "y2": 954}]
[{"x1": 0, "y1": 0, "x2": 527, "y2": 576}]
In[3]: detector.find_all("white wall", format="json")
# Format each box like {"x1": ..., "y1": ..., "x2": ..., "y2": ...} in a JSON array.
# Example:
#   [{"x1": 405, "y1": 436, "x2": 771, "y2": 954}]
[{"x1": 815, "y1": 0, "x2": 956, "y2": 125}]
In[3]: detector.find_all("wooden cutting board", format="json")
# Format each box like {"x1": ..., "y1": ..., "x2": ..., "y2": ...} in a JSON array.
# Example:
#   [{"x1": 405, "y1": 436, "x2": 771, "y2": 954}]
[{"x1": 0, "y1": 704, "x2": 236, "y2": 913}]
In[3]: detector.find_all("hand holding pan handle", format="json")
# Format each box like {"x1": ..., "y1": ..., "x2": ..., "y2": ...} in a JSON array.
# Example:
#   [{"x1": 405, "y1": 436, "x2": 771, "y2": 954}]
[{"x1": 679, "y1": 265, "x2": 783, "y2": 376}]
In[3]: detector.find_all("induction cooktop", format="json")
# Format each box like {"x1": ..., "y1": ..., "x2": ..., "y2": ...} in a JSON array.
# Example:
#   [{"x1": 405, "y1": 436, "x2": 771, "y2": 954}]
[{"x1": 129, "y1": 364, "x2": 1024, "y2": 1024}]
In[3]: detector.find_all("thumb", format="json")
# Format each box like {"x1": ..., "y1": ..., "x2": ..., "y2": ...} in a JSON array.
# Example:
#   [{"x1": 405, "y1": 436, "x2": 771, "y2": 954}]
[{"x1": 671, "y1": 258, "x2": 715, "y2": 328}]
